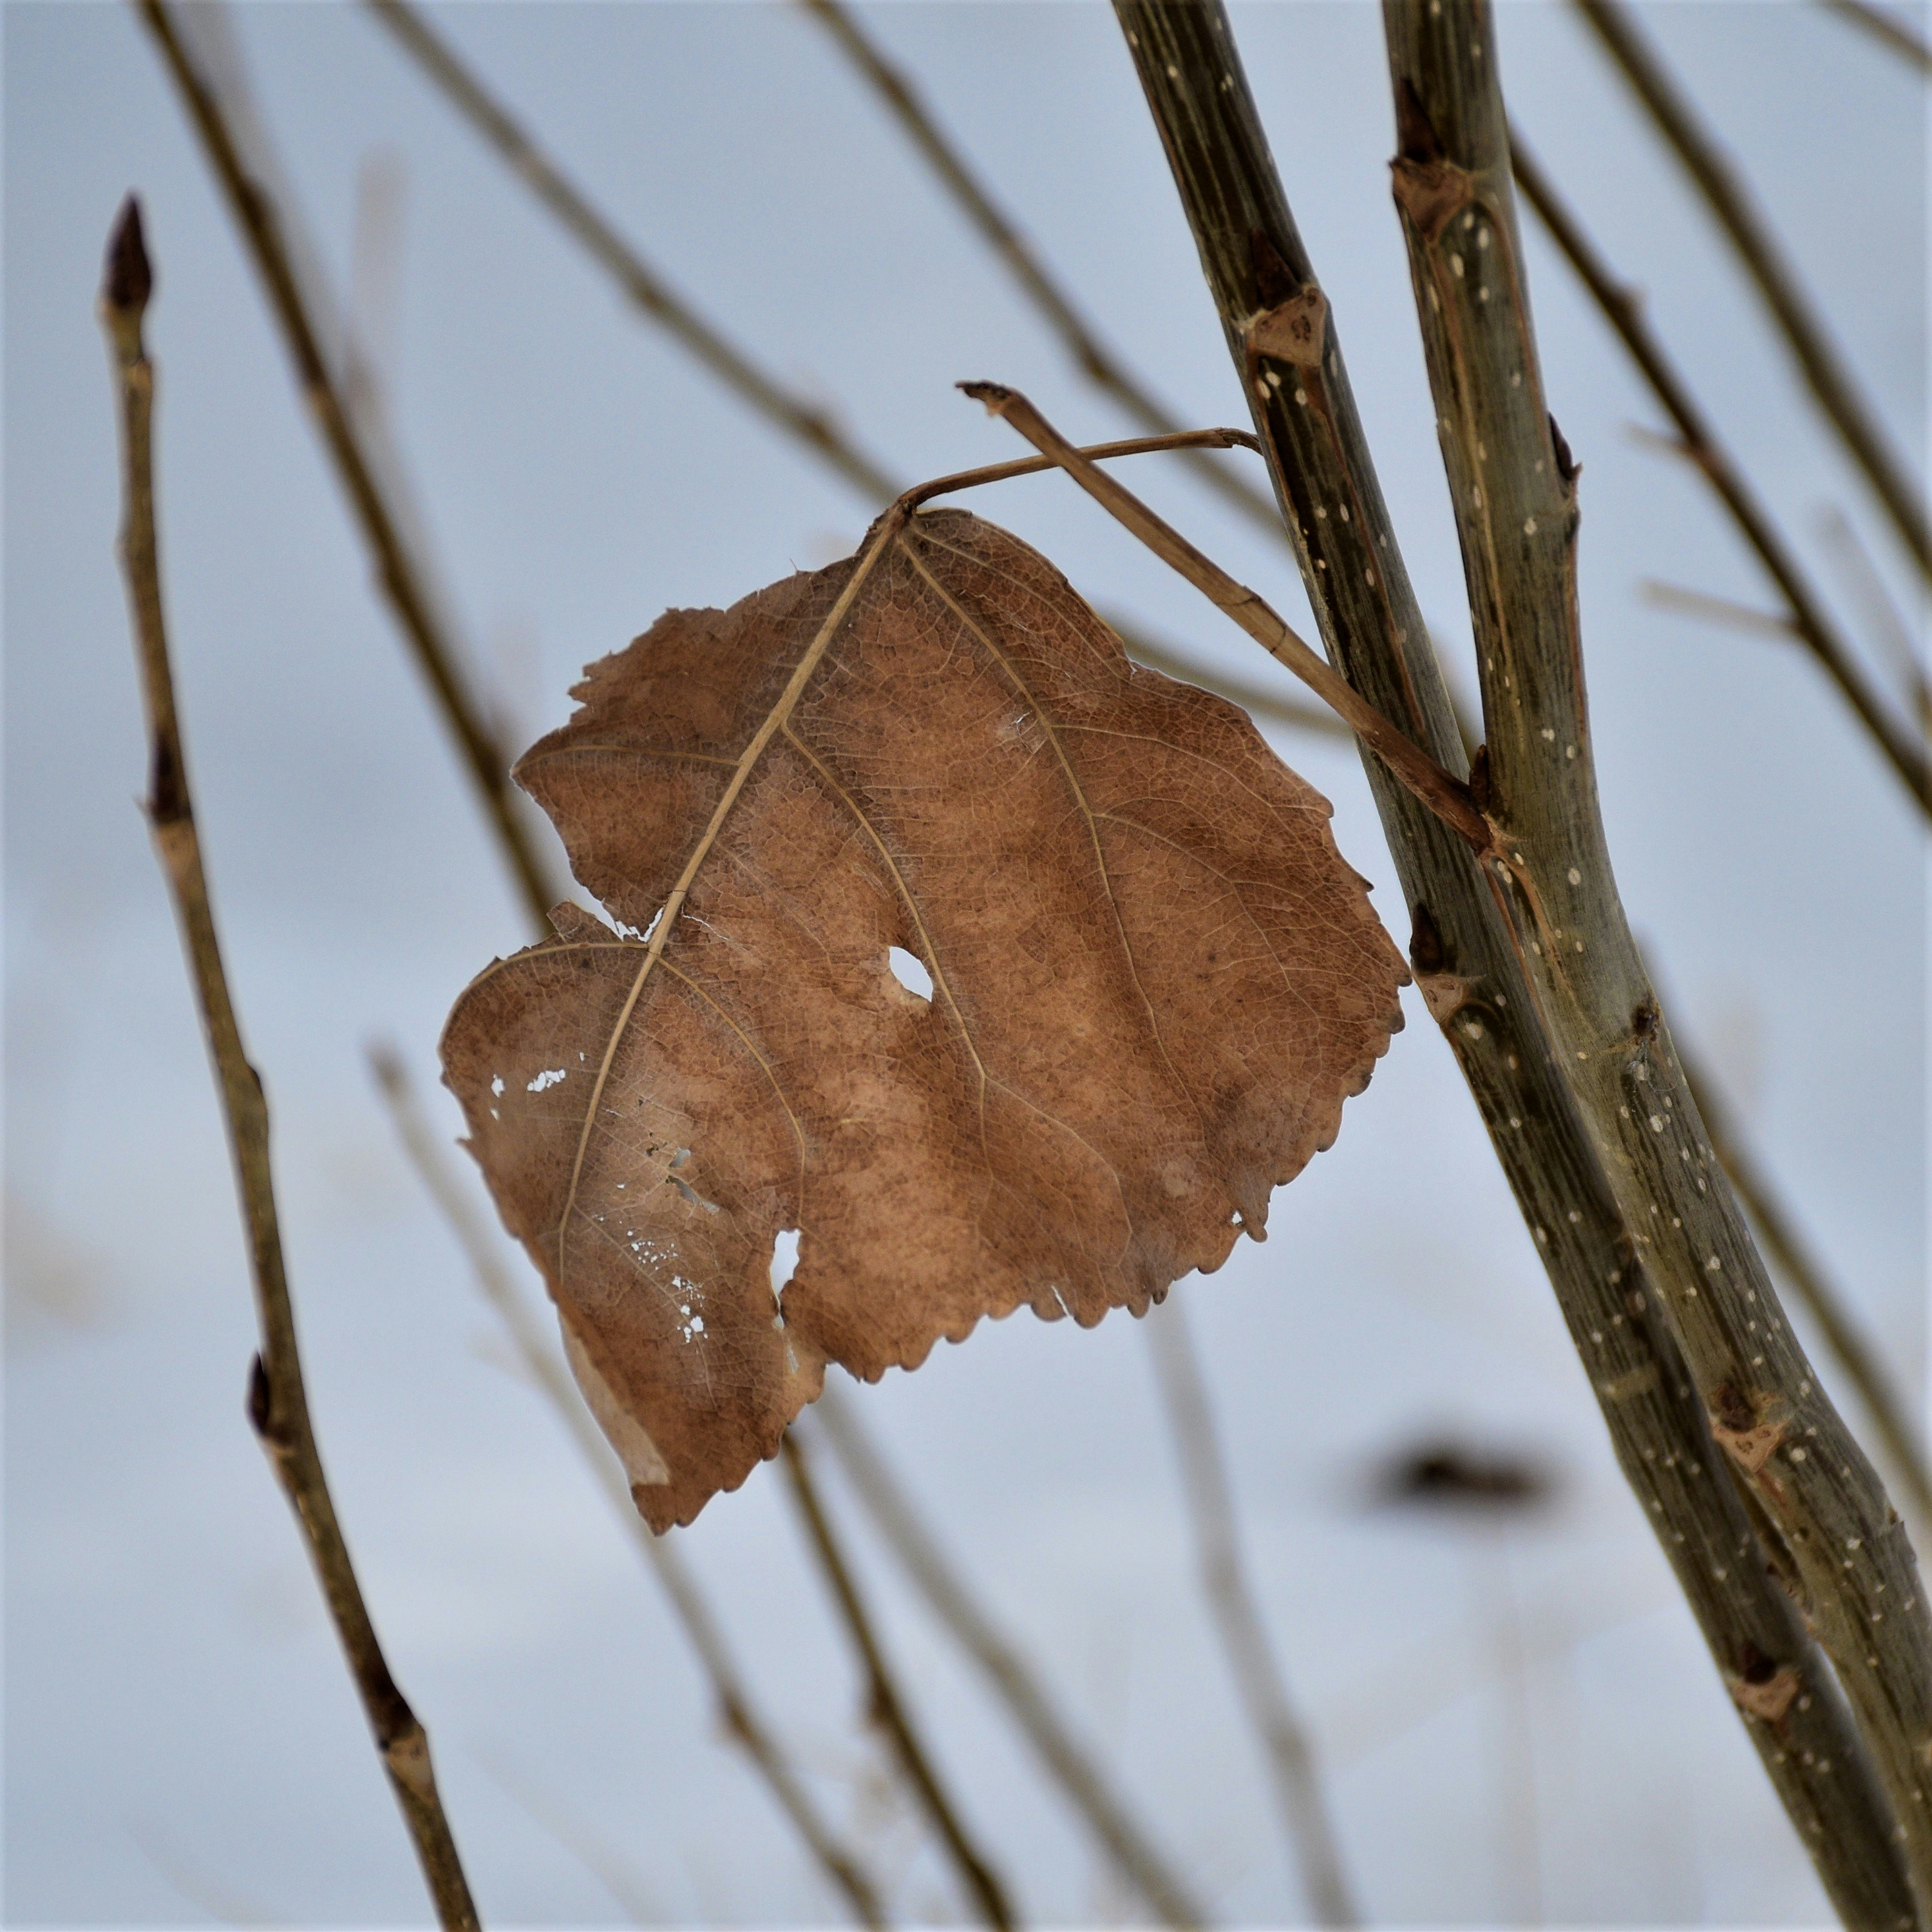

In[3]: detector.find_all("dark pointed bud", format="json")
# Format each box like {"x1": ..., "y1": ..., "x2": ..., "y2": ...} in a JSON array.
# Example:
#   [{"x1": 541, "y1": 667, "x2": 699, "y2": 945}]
[
  {"x1": 1468, "y1": 743, "x2": 1492, "y2": 813},
  {"x1": 1548, "y1": 413, "x2": 1579, "y2": 486},
  {"x1": 245, "y1": 1352, "x2": 272, "y2": 1437},
  {"x1": 1408, "y1": 900, "x2": 1450, "y2": 976},
  {"x1": 1394, "y1": 78, "x2": 1446, "y2": 166},
  {"x1": 1248, "y1": 227, "x2": 1301, "y2": 308},
  {"x1": 104, "y1": 196, "x2": 153, "y2": 316}
]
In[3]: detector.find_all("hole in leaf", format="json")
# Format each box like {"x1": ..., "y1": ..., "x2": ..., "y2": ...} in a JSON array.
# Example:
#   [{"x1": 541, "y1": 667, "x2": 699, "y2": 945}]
[
  {"x1": 770, "y1": 1227, "x2": 801, "y2": 1302},
  {"x1": 888, "y1": 945, "x2": 933, "y2": 1003}
]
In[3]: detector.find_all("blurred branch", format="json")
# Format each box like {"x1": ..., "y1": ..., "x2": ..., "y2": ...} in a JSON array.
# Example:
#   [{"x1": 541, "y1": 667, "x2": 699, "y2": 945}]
[
  {"x1": 810, "y1": 1383, "x2": 1208, "y2": 1929},
  {"x1": 1666, "y1": 1028, "x2": 1932, "y2": 1531},
  {"x1": 102, "y1": 199, "x2": 479, "y2": 1932},
  {"x1": 1573, "y1": 0, "x2": 1932, "y2": 580},
  {"x1": 1510, "y1": 133, "x2": 1931, "y2": 813},
  {"x1": 1819, "y1": 506, "x2": 1932, "y2": 734},
  {"x1": 368, "y1": 1046, "x2": 889, "y2": 1927},
  {"x1": 1815, "y1": 0, "x2": 1932, "y2": 73},
  {"x1": 1112, "y1": 627, "x2": 1351, "y2": 741},
  {"x1": 362, "y1": 0, "x2": 900, "y2": 504},
  {"x1": 780, "y1": 1433, "x2": 1018, "y2": 1931},
  {"x1": 1638, "y1": 580, "x2": 1798, "y2": 643},
  {"x1": 1147, "y1": 1302, "x2": 1358, "y2": 1927},
  {"x1": 137, "y1": 0, "x2": 559, "y2": 928},
  {"x1": 797, "y1": 0, "x2": 1284, "y2": 538}
]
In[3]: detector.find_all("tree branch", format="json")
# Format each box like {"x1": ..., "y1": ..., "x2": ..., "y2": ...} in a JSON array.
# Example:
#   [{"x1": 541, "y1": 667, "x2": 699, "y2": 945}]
[
  {"x1": 102, "y1": 198, "x2": 480, "y2": 1932},
  {"x1": 137, "y1": 0, "x2": 560, "y2": 927},
  {"x1": 1573, "y1": 0, "x2": 1932, "y2": 581},
  {"x1": 363, "y1": 0, "x2": 900, "y2": 505},
  {"x1": 1815, "y1": 0, "x2": 1932, "y2": 75},
  {"x1": 1383, "y1": 3, "x2": 1932, "y2": 1906},
  {"x1": 1506, "y1": 132, "x2": 1930, "y2": 814},
  {"x1": 368, "y1": 1047, "x2": 889, "y2": 1927},
  {"x1": 809, "y1": 1383, "x2": 1207, "y2": 1929},
  {"x1": 798, "y1": 0, "x2": 1284, "y2": 538},
  {"x1": 1147, "y1": 1300, "x2": 1357, "y2": 1926},
  {"x1": 780, "y1": 1434, "x2": 1018, "y2": 1929},
  {"x1": 1110, "y1": 4, "x2": 1921, "y2": 1920}
]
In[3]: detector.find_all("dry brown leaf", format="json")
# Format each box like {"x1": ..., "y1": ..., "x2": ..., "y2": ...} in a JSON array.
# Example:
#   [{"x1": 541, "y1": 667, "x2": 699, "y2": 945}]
[{"x1": 441, "y1": 507, "x2": 1406, "y2": 1528}]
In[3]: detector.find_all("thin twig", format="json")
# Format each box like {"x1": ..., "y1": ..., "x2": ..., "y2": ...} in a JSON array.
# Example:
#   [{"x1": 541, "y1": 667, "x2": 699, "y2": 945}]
[
  {"x1": 362, "y1": 0, "x2": 900, "y2": 504},
  {"x1": 1665, "y1": 1030, "x2": 1932, "y2": 1531},
  {"x1": 809, "y1": 1383, "x2": 1207, "y2": 1929},
  {"x1": 1818, "y1": 506, "x2": 1932, "y2": 735},
  {"x1": 780, "y1": 1435, "x2": 1018, "y2": 1930},
  {"x1": 958, "y1": 381, "x2": 1492, "y2": 851},
  {"x1": 1638, "y1": 580, "x2": 1799, "y2": 643},
  {"x1": 102, "y1": 198, "x2": 479, "y2": 1932},
  {"x1": 1385, "y1": 3, "x2": 1932, "y2": 1905},
  {"x1": 1573, "y1": 0, "x2": 1932, "y2": 580},
  {"x1": 1508, "y1": 133, "x2": 1931, "y2": 813},
  {"x1": 1111, "y1": 4, "x2": 1922, "y2": 1920},
  {"x1": 797, "y1": 0, "x2": 1283, "y2": 538},
  {"x1": 1146, "y1": 1302, "x2": 1358, "y2": 1926},
  {"x1": 1816, "y1": 0, "x2": 1932, "y2": 73},
  {"x1": 136, "y1": 0, "x2": 558, "y2": 926},
  {"x1": 368, "y1": 1046, "x2": 889, "y2": 1927}
]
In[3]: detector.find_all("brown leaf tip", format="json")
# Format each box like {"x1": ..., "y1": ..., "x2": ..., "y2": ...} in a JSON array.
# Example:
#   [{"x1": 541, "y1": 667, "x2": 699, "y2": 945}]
[{"x1": 104, "y1": 195, "x2": 153, "y2": 316}]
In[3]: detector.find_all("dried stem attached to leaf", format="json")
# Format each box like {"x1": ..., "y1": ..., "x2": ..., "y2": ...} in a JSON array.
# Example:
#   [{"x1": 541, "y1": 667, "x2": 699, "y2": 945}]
[
  {"x1": 101, "y1": 199, "x2": 480, "y2": 1932},
  {"x1": 369, "y1": 1048, "x2": 888, "y2": 1927},
  {"x1": 1111, "y1": 3, "x2": 1919, "y2": 1919},
  {"x1": 958, "y1": 382, "x2": 1492, "y2": 853}
]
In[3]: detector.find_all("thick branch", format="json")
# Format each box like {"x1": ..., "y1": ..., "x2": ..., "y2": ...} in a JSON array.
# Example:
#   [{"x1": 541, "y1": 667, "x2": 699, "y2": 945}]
[
  {"x1": 1384, "y1": 2, "x2": 1931, "y2": 1908},
  {"x1": 1148, "y1": 1302, "x2": 1357, "y2": 1926},
  {"x1": 780, "y1": 1434, "x2": 1018, "y2": 1929},
  {"x1": 1574, "y1": 0, "x2": 1932, "y2": 580},
  {"x1": 102, "y1": 199, "x2": 480, "y2": 1932},
  {"x1": 137, "y1": 0, "x2": 558, "y2": 927},
  {"x1": 1507, "y1": 134, "x2": 1929, "y2": 814},
  {"x1": 369, "y1": 1048, "x2": 887, "y2": 1927},
  {"x1": 1110, "y1": 5, "x2": 1920, "y2": 1921}
]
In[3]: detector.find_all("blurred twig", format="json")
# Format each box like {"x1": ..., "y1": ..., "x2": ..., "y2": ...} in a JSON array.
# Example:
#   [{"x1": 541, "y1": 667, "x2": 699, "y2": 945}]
[
  {"x1": 1815, "y1": 0, "x2": 1932, "y2": 73},
  {"x1": 102, "y1": 198, "x2": 479, "y2": 1932},
  {"x1": 362, "y1": 0, "x2": 900, "y2": 504},
  {"x1": 1147, "y1": 1301, "x2": 1358, "y2": 1927},
  {"x1": 1573, "y1": 0, "x2": 1932, "y2": 580},
  {"x1": 810, "y1": 1383, "x2": 1208, "y2": 1929},
  {"x1": 780, "y1": 1433, "x2": 1018, "y2": 1931},
  {"x1": 137, "y1": 0, "x2": 560, "y2": 927},
  {"x1": 1510, "y1": 132, "x2": 1931, "y2": 813},
  {"x1": 798, "y1": 0, "x2": 1282, "y2": 538},
  {"x1": 1665, "y1": 1027, "x2": 1932, "y2": 1531},
  {"x1": 368, "y1": 1046, "x2": 889, "y2": 1927},
  {"x1": 1638, "y1": 580, "x2": 1797, "y2": 643},
  {"x1": 1819, "y1": 506, "x2": 1932, "y2": 734}
]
